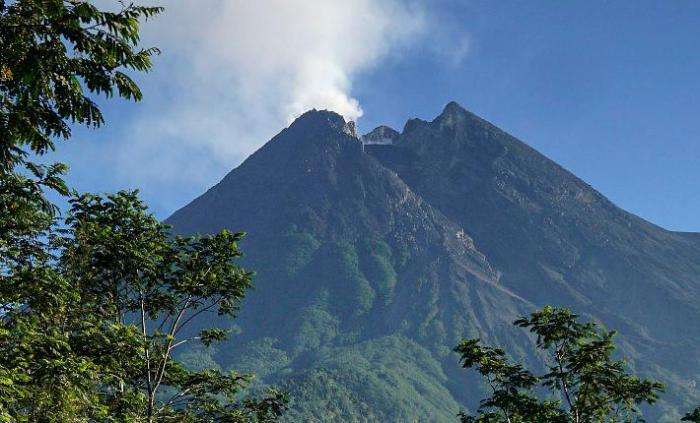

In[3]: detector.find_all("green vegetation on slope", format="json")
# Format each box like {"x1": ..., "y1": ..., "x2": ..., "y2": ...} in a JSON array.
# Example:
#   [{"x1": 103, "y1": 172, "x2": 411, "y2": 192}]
[{"x1": 168, "y1": 106, "x2": 699, "y2": 421}]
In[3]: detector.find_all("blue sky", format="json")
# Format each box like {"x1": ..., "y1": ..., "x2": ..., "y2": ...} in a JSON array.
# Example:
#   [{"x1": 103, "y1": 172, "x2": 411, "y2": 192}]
[{"x1": 54, "y1": 0, "x2": 699, "y2": 231}]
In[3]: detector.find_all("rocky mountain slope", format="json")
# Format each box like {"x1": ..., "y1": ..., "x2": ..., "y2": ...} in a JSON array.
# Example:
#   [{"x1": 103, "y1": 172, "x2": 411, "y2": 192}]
[{"x1": 167, "y1": 104, "x2": 699, "y2": 421}]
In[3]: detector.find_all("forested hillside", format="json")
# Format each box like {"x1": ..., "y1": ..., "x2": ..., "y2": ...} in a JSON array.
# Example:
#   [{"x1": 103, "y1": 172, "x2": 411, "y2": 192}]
[{"x1": 168, "y1": 104, "x2": 700, "y2": 421}]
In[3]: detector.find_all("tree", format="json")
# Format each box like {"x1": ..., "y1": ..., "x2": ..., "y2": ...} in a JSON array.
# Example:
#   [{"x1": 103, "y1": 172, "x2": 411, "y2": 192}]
[
  {"x1": 2, "y1": 190, "x2": 287, "y2": 420},
  {"x1": 455, "y1": 306, "x2": 664, "y2": 423},
  {"x1": 0, "y1": 0, "x2": 163, "y2": 290},
  {"x1": 1, "y1": 0, "x2": 163, "y2": 307},
  {"x1": 0, "y1": 1, "x2": 286, "y2": 420},
  {"x1": 57, "y1": 191, "x2": 286, "y2": 421},
  {"x1": 454, "y1": 339, "x2": 567, "y2": 423},
  {"x1": 0, "y1": 0, "x2": 161, "y2": 169},
  {"x1": 0, "y1": 1, "x2": 162, "y2": 419},
  {"x1": 683, "y1": 407, "x2": 700, "y2": 422}
]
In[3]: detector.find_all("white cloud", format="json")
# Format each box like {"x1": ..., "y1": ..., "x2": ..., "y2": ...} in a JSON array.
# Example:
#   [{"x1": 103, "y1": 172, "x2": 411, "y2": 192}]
[
  {"x1": 85, "y1": 1, "x2": 470, "y2": 217},
  {"x1": 107, "y1": 0, "x2": 426, "y2": 211}
]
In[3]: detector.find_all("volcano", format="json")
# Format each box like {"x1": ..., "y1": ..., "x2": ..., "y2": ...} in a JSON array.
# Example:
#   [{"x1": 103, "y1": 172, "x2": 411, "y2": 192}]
[{"x1": 167, "y1": 103, "x2": 700, "y2": 421}]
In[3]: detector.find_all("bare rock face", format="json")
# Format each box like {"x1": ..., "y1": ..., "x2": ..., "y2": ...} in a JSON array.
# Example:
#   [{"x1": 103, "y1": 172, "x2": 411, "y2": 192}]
[
  {"x1": 343, "y1": 120, "x2": 358, "y2": 138},
  {"x1": 362, "y1": 125, "x2": 400, "y2": 145},
  {"x1": 167, "y1": 103, "x2": 700, "y2": 422}
]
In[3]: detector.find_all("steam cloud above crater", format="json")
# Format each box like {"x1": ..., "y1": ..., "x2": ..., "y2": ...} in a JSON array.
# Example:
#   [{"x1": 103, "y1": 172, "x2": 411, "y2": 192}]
[
  {"x1": 171, "y1": 0, "x2": 425, "y2": 122},
  {"x1": 101, "y1": 0, "x2": 461, "y2": 212}
]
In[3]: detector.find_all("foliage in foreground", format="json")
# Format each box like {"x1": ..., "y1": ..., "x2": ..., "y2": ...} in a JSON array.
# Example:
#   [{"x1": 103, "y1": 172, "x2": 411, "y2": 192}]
[
  {"x1": 2, "y1": 189, "x2": 287, "y2": 421},
  {"x1": 683, "y1": 407, "x2": 700, "y2": 422},
  {"x1": 0, "y1": 0, "x2": 161, "y2": 169},
  {"x1": 1, "y1": 1, "x2": 286, "y2": 421},
  {"x1": 455, "y1": 306, "x2": 665, "y2": 423}
]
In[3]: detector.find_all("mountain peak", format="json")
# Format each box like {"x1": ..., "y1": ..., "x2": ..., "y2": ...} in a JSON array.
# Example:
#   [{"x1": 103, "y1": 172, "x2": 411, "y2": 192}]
[
  {"x1": 442, "y1": 101, "x2": 466, "y2": 116},
  {"x1": 362, "y1": 125, "x2": 400, "y2": 145},
  {"x1": 402, "y1": 118, "x2": 429, "y2": 135},
  {"x1": 434, "y1": 101, "x2": 471, "y2": 127},
  {"x1": 288, "y1": 109, "x2": 345, "y2": 131},
  {"x1": 288, "y1": 109, "x2": 359, "y2": 140},
  {"x1": 167, "y1": 101, "x2": 700, "y2": 421}
]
